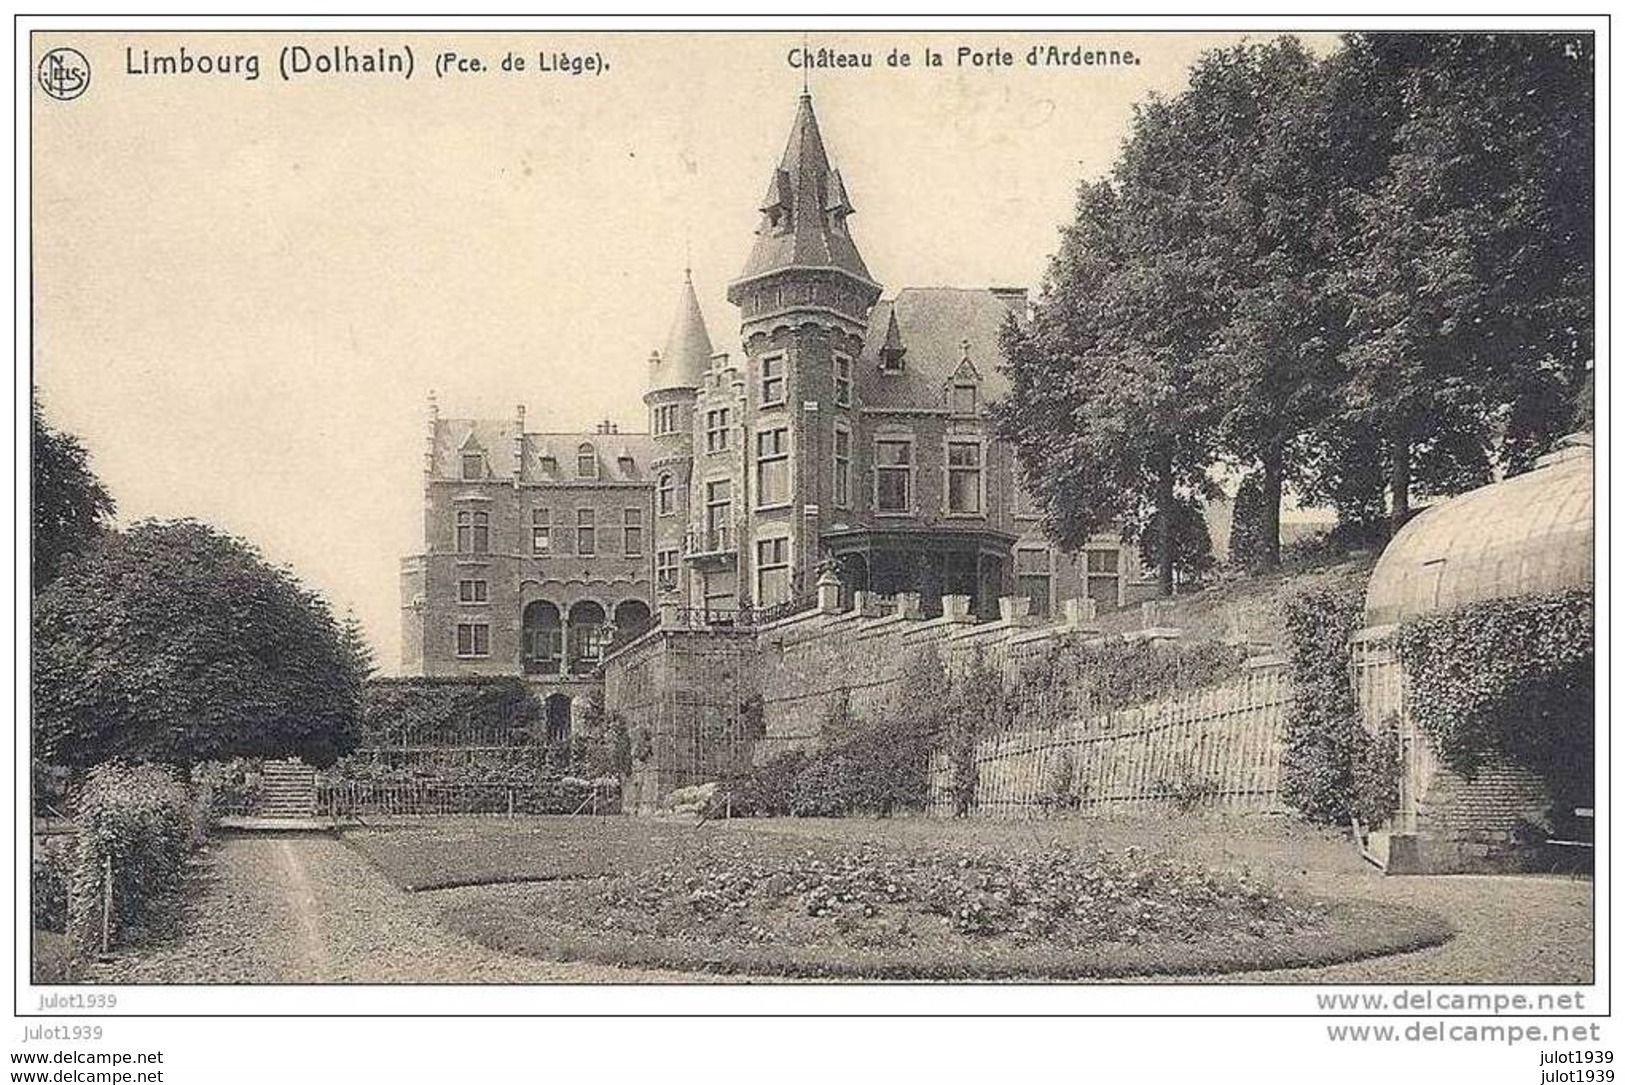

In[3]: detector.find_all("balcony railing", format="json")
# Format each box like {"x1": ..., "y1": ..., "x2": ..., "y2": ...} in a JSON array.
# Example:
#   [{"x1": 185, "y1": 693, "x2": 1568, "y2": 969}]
[
  {"x1": 684, "y1": 525, "x2": 735, "y2": 557},
  {"x1": 677, "y1": 593, "x2": 815, "y2": 630}
]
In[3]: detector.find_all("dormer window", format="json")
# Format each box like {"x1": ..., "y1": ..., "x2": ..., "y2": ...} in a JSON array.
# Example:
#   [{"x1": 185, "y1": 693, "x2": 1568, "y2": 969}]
[
  {"x1": 951, "y1": 383, "x2": 978, "y2": 415},
  {"x1": 461, "y1": 453, "x2": 484, "y2": 481},
  {"x1": 576, "y1": 443, "x2": 598, "y2": 479}
]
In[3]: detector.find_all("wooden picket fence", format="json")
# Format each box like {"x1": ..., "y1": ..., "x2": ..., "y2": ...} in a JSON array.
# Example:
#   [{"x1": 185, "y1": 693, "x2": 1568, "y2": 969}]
[
  {"x1": 928, "y1": 660, "x2": 1292, "y2": 818},
  {"x1": 316, "y1": 779, "x2": 620, "y2": 818}
]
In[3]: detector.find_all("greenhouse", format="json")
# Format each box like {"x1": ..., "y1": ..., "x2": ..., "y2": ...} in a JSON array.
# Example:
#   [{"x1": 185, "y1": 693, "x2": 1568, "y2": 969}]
[{"x1": 1351, "y1": 434, "x2": 1593, "y2": 873}]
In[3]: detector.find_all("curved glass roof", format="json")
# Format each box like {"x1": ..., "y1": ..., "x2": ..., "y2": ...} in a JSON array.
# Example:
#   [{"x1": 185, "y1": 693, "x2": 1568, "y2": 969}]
[{"x1": 1363, "y1": 436, "x2": 1593, "y2": 627}]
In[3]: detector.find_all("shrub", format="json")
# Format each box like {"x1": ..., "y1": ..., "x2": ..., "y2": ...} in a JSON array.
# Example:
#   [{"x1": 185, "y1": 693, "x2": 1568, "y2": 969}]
[
  {"x1": 1350, "y1": 718, "x2": 1402, "y2": 827},
  {"x1": 1278, "y1": 579, "x2": 1367, "y2": 823},
  {"x1": 189, "y1": 758, "x2": 264, "y2": 824},
  {"x1": 68, "y1": 762, "x2": 196, "y2": 957},
  {"x1": 1005, "y1": 636, "x2": 1243, "y2": 731},
  {"x1": 361, "y1": 677, "x2": 544, "y2": 749},
  {"x1": 32, "y1": 836, "x2": 71, "y2": 933},
  {"x1": 1396, "y1": 590, "x2": 1593, "y2": 783}
]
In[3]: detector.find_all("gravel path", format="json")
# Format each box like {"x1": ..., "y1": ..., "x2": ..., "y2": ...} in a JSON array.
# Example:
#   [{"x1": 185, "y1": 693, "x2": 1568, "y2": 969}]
[
  {"x1": 89, "y1": 834, "x2": 681, "y2": 984},
  {"x1": 87, "y1": 826, "x2": 1591, "y2": 985}
]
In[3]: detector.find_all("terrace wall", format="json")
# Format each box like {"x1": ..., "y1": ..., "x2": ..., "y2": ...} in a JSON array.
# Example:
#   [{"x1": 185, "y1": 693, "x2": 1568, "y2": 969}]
[{"x1": 926, "y1": 657, "x2": 1291, "y2": 817}]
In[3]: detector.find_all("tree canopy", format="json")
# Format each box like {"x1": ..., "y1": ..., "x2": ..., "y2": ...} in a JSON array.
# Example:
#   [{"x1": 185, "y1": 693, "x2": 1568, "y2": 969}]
[
  {"x1": 34, "y1": 519, "x2": 365, "y2": 768},
  {"x1": 999, "y1": 32, "x2": 1594, "y2": 582},
  {"x1": 32, "y1": 396, "x2": 115, "y2": 589}
]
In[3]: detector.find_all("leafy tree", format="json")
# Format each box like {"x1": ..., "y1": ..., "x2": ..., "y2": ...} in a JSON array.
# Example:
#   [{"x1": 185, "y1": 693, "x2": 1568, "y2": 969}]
[
  {"x1": 1169, "y1": 40, "x2": 1349, "y2": 570},
  {"x1": 339, "y1": 610, "x2": 377, "y2": 684},
  {"x1": 34, "y1": 519, "x2": 364, "y2": 768},
  {"x1": 999, "y1": 95, "x2": 1227, "y2": 595},
  {"x1": 1334, "y1": 33, "x2": 1594, "y2": 530},
  {"x1": 32, "y1": 397, "x2": 114, "y2": 589},
  {"x1": 1133, "y1": 496, "x2": 1215, "y2": 587}
]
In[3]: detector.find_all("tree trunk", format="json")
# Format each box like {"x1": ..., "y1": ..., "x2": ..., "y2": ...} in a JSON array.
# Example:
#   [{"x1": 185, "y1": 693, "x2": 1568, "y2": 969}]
[
  {"x1": 1260, "y1": 444, "x2": 1284, "y2": 570},
  {"x1": 1156, "y1": 456, "x2": 1176, "y2": 597},
  {"x1": 1388, "y1": 428, "x2": 1412, "y2": 538}
]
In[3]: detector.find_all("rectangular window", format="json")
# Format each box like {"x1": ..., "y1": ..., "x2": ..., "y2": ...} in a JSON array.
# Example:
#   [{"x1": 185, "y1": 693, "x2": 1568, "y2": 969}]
[
  {"x1": 653, "y1": 403, "x2": 680, "y2": 436},
  {"x1": 1016, "y1": 547, "x2": 1051, "y2": 619},
  {"x1": 756, "y1": 428, "x2": 790, "y2": 507},
  {"x1": 833, "y1": 426, "x2": 852, "y2": 508},
  {"x1": 456, "y1": 510, "x2": 490, "y2": 554},
  {"x1": 657, "y1": 474, "x2": 675, "y2": 516},
  {"x1": 761, "y1": 354, "x2": 785, "y2": 406},
  {"x1": 1086, "y1": 548, "x2": 1121, "y2": 609},
  {"x1": 623, "y1": 507, "x2": 643, "y2": 556},
  {"x1": 833, "y1": 354, "x2": 852, "y2": 407},
  {"x1": 457, "y1": 579, "x2": 489, "y2": 603},
  {"x1": 456, "y1": 623, "x2": 490, "y2": 657},
  {"x1": 577, "y1": 445, "x2": 599, "y2": 479},
  {"x1": 946, "y1": 440, "x2": 984, "y2": 515},
  {"x1": 461, "y1": 454, "x2": 484, "y2": 481},
  {"x1": 657, "y1": 548, "x2": 679, "y2": 593},
  {"x1": 755, "y1": 536, "x2": 791, "y2": 607},
  {"x1": 875, "y1": 437, "x2": 913, "y2": 513},
  {"x1": 576, "y1": 508, "x2": 596, "y2": 556},
  {"x1": 951, "y1": 383, "x2": 978, "y2": 415},
  {"x1": 705, "y1": 408, "x2": 731, "y2": 453},
  {"x1": 531, "y1": 508, "x2": 551, "y2": 554},
  {"x1": 704, "y1": 479, "x2": 732, "y2": 551}
]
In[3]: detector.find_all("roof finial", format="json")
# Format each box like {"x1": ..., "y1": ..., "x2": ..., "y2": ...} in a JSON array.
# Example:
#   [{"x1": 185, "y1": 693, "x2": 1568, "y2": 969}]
[
  {"x1": 684, "y1": 234, "x2": 692, "y2": 282},
  {"x1": 801, "y1": 32, "x2": 810, "y2": 97}
]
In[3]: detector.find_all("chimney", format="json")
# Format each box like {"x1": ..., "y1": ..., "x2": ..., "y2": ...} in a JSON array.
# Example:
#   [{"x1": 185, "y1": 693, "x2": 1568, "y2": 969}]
[
  {"x1": 423, "y1": 390, "x2": 439, "y2": 475},
  {"x1": 513, "y1": 404, "x2": 526, "y2": 483}
]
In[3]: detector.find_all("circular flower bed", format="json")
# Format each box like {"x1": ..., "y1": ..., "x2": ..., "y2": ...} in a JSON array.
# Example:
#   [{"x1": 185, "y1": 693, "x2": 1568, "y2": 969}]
[{"x1": 443, "y1": 840, "x2": 1453, "y2": 979}]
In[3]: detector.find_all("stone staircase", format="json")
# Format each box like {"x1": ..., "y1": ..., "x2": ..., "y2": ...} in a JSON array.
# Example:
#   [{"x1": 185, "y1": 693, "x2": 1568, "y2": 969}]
[{"x1": 257, "y1": 760, "x2": 317, "y2": 820}]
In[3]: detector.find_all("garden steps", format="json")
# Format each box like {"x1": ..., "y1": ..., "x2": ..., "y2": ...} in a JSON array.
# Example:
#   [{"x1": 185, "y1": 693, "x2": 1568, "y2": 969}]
[{"x1": 256, "y1": 761, "x2": 318, "y2": 820}]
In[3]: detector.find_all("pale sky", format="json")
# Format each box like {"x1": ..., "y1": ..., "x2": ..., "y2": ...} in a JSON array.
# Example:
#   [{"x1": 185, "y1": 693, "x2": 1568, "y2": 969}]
[{"x1": 32, "y1": 30, "x2": 1340, "y2": 671}]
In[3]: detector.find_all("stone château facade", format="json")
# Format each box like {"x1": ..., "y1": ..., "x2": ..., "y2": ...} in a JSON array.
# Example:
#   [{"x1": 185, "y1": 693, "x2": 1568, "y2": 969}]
[{"x1": 399, "y1": 92, "x2": 1153, "y2": 711}]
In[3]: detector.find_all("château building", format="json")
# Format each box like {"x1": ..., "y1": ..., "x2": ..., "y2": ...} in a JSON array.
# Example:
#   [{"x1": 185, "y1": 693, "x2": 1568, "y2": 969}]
[{"x1": 399, "y1": 92, "x2": 1154, "y2": 718}]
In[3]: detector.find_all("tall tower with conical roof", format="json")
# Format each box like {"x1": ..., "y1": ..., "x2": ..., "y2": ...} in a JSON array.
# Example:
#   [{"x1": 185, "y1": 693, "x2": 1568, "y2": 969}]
[
  {"x1": 727, "y1": 93, "x2": 882, "y2": 607},
  {"x1": 645, "y1": 269, "x2": 714, "y2": 604}
]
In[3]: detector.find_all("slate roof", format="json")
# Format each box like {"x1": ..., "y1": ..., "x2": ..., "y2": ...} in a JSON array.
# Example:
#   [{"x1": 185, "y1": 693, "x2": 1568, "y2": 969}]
[
  {"x1": 859, "y1": 287, "x2": 1025, "y2": 410},
  {"x1": 648, "y1": 270, "x2": 714, "y2": 392},
  {"x1": 732, "y1": 94, "x2": 877, "y2": 290},
  {"x1": 434, "y1": 419, "x2": 657, "y2": 483}
]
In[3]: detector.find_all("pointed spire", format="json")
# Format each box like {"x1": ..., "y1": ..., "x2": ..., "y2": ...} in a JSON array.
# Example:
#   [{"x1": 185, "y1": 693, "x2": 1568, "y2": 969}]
[
  {"x1": 649, "y1": 270, "x2": 713, "y2": 392},
  {"x1": 879, "y1": 308, "x2": 907, "y2": 370},
  {"x1": 729, "y1": 93, "x2": 879, "y2": 301}
]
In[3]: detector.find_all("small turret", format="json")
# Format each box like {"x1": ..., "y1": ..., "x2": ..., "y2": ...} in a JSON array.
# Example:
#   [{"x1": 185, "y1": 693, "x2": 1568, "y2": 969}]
[{"x1": 647, "y1": 269, "x2": 714, "y2": 394}]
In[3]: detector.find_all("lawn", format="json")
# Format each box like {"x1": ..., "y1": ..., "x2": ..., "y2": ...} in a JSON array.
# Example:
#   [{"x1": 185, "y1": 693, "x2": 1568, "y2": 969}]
[
  {"x1": 342, "y1": 816, "x2": 708, "y2": 890},
  {"x1": 349, "y1": 815, "x2": 1455, "y2": 980}
]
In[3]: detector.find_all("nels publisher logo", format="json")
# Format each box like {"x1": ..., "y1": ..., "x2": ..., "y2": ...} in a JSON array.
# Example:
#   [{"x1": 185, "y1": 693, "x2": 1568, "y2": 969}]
[{"x1": 38, "y1": 47, "x2": 91, "y2": 101}]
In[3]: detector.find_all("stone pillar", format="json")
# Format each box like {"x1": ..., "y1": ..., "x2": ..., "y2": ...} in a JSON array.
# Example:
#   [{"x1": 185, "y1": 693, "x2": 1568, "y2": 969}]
[
  {"x1": 942, "y1": 595, "x2": 974, "y2": 622},
  {"x1": 1064, "y1": 596, "x2": 1098, "y2": 628},
  {"x1": 997, "y1": 595, "x2": 1032, "y2": 623},
  {"x1": 816, "y1": 568, "x2": 843, "y2": 614},
  {"x1": 659, "y1": 599, "x2": 681, "y2": 628},
  {"x1": 895, "y1": 592, "x2": 923, "y2": 620}
]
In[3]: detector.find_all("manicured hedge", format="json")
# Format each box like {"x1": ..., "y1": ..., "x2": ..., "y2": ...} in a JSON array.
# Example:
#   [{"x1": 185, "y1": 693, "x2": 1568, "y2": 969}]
[
  {"x1": 361, "y1": 677, "x2": 544, "y2": 747},
  {"x1": 68, "y1": 762, "x2": 198, "y2": 957}
]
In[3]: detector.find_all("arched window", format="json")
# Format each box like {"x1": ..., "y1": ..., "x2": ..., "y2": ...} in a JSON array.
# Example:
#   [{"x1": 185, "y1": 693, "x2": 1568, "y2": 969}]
[
  {"x1": 657, "y1": 473, "x2": 675, "y2": 516},
  {"x1": 577, "y1": 443, "x2": 598, "y2": 479}
]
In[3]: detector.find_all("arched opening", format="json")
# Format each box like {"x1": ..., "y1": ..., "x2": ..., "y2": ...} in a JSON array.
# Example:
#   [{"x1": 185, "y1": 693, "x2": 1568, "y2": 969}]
[
  {"x1": 544, "y1": 693, "x2": 572, "y2": 746},
  {"x1": 521, "y1": 600, "x2": 562, "y2": 676},
  {"x1": 612, "y1": 599, "x2": 652, "y2": 645},
  {"x1": 566, "y1": 600, "x2": 607, "y2": 675}
]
